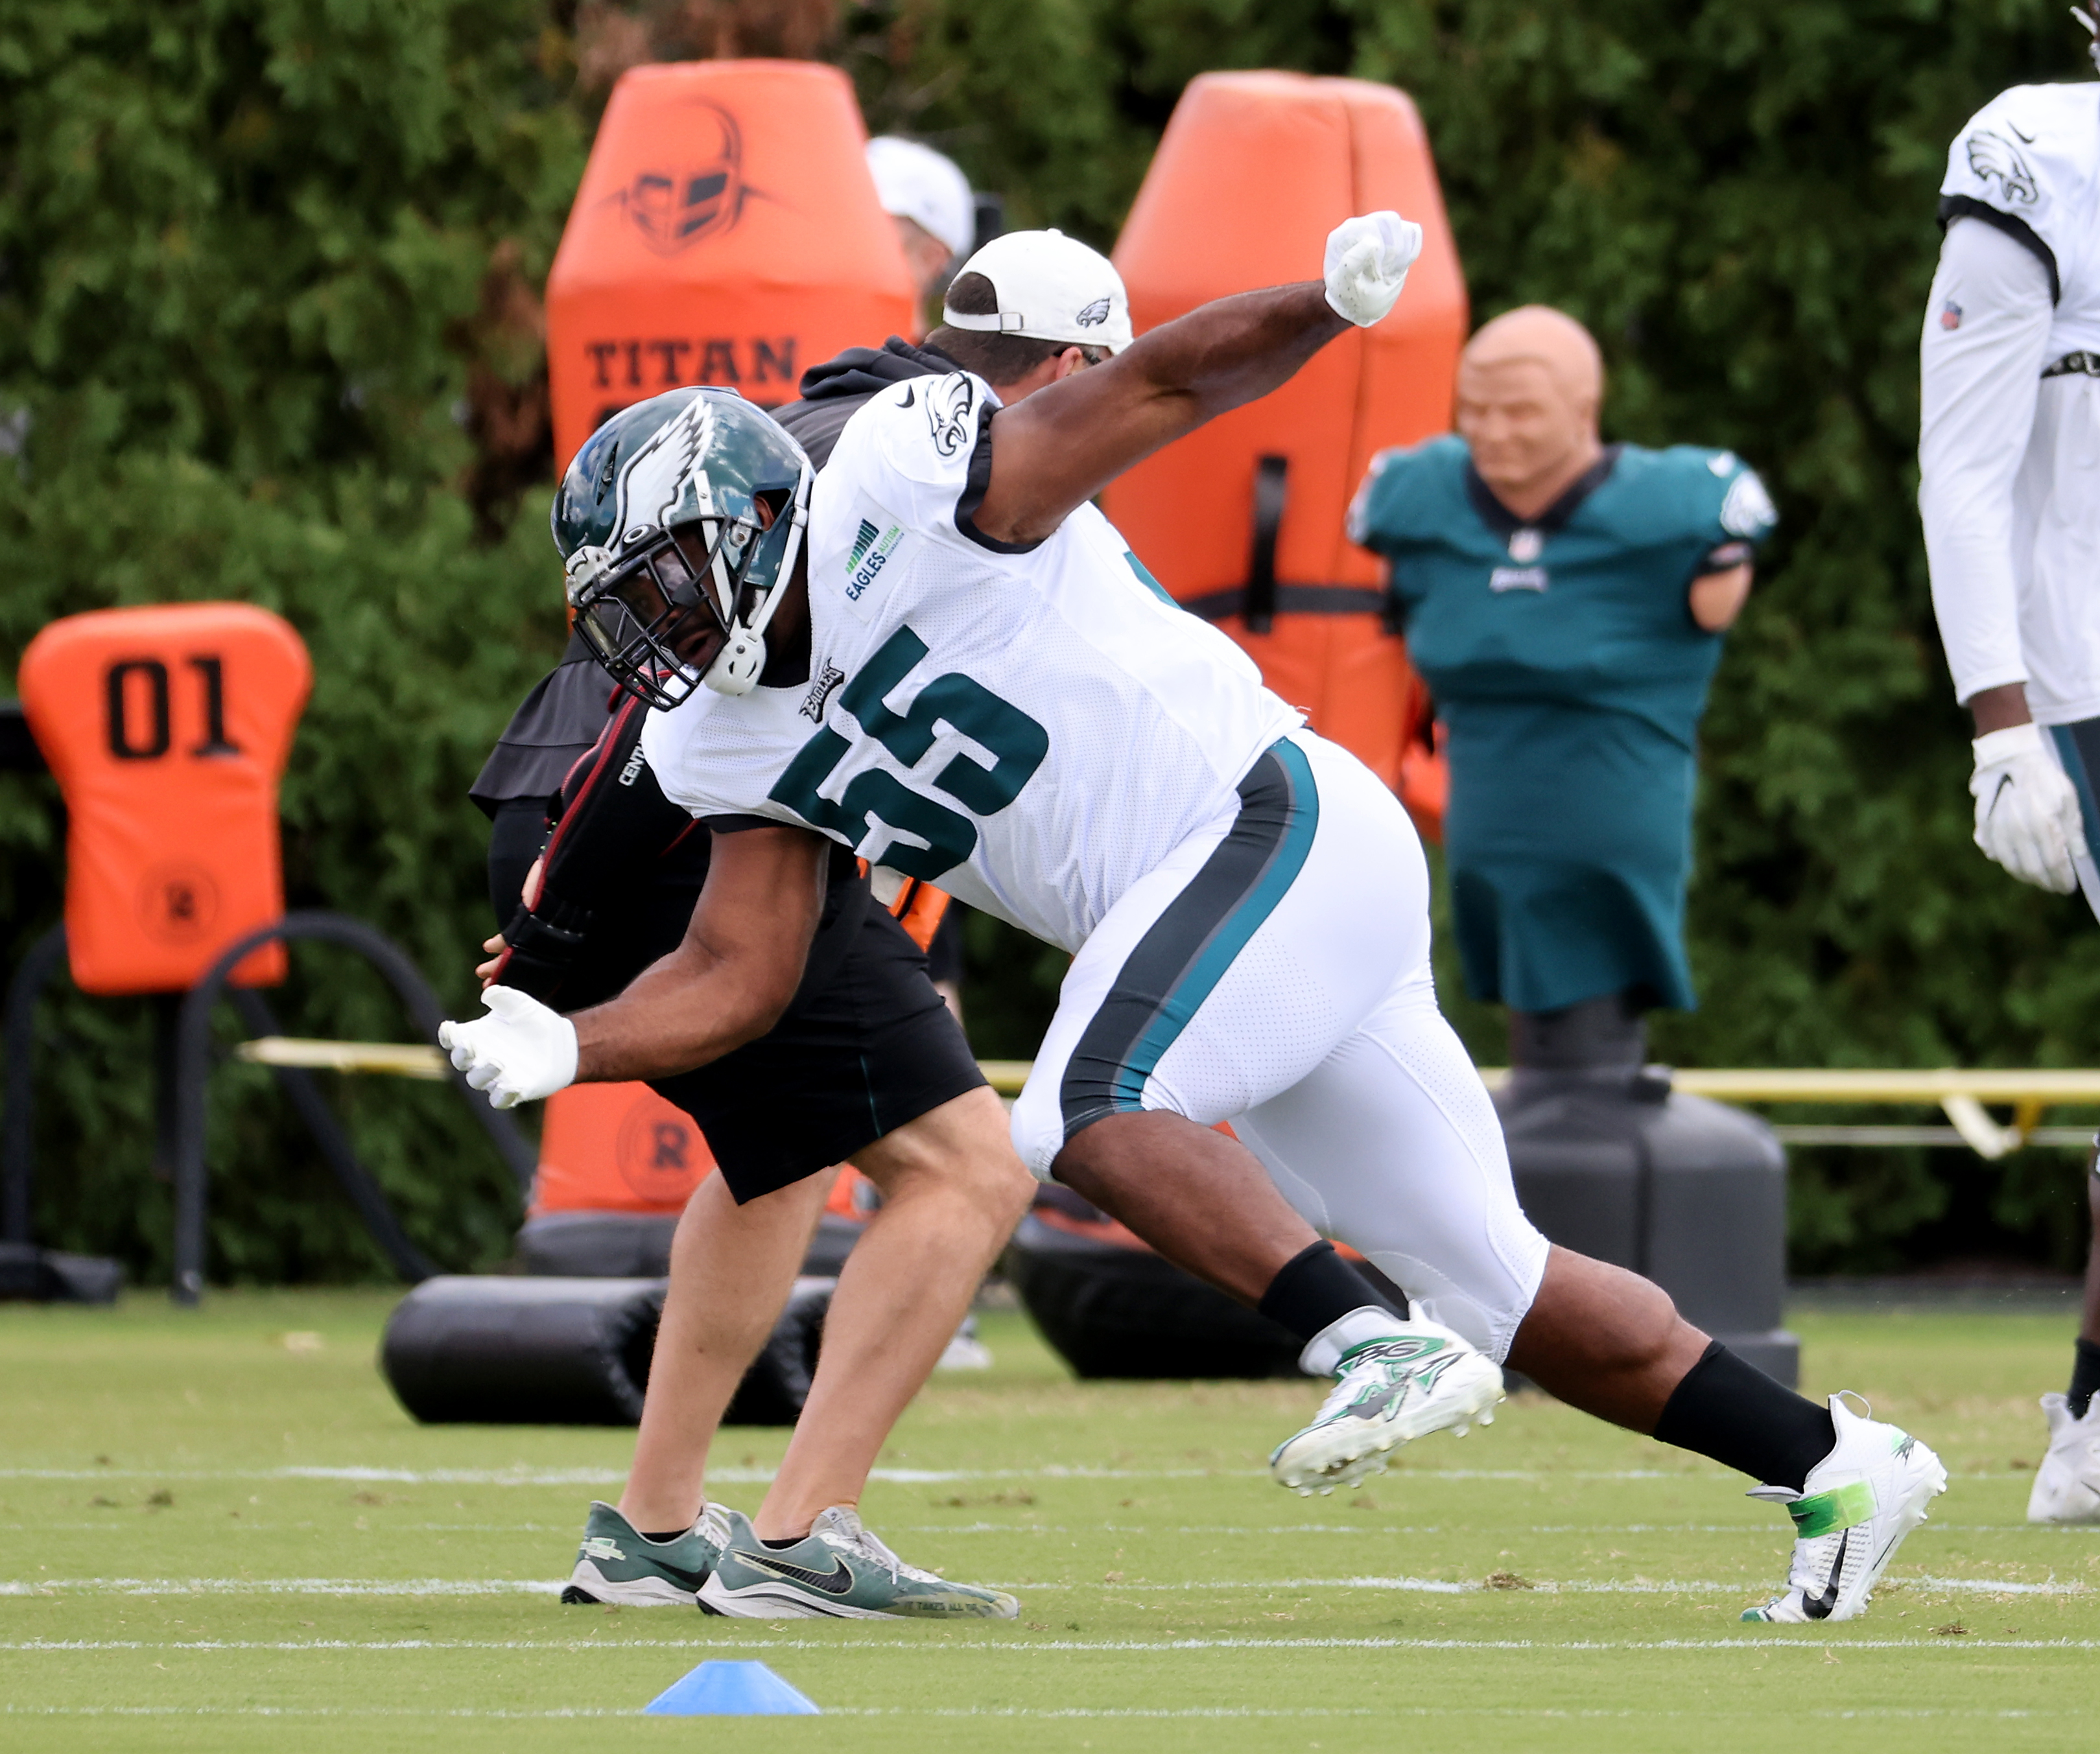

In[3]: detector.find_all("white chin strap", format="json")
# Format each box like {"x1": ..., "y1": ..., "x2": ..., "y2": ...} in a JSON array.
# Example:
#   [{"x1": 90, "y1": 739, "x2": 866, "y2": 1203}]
[{"x1": 703, "y1": 504, "x2": 807, "y2": 697}]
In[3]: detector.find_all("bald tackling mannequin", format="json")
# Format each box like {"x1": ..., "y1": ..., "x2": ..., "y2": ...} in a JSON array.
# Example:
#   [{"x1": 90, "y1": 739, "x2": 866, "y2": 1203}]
[{"x1": 1455, "y1": 307, "x2": 1751, "y2": 632}]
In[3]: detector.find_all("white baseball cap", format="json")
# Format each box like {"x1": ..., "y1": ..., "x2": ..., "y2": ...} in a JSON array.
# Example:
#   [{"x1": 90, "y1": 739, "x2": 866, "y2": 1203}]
[
  {"x1": 941, "y1": 229, "x2": 1133, "y2": 354},
  {"x1": 866, "y1": 137, "x2": 974, "y2": 261}
]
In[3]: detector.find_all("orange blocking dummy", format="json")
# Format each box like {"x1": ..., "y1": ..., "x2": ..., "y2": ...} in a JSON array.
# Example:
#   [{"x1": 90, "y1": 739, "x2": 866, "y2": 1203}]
[
  {"x1": 532, "y1": 1083, "x2": 877, "y2": 1224},
  {"x1": 545, "y1": 59, "x2": 917, "y2": 472},
  {"x1": 532, "y1": 1082, "x2": 718, "y2": 1217},
  {"x1": 18, "y1": 603, "x2": 311, "y2": 994},
  {"x1": 1101, "y1": 72, "x2": 1467, "y2": 828}
]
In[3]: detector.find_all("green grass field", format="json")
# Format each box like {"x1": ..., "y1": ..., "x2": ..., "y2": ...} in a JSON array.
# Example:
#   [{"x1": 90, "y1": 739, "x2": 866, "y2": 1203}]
[{"x1": 1, "y1": 1292, "x2": 2095, "y2": 1752}]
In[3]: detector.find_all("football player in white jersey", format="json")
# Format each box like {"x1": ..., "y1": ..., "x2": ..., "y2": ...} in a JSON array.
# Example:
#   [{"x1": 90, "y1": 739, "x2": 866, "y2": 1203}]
[
  {"x1": 446, "y1": 221, "x2": 1946, "y2": 1622},
  {"x1": 1919, "y1": 14, "x2": 2100, "y2": 1523}
]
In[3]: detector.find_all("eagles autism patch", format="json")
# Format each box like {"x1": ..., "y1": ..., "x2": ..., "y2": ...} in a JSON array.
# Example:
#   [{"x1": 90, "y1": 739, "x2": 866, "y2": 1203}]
[{"x1": 846, "y1": 520, "x2": 903, "y2": 602}]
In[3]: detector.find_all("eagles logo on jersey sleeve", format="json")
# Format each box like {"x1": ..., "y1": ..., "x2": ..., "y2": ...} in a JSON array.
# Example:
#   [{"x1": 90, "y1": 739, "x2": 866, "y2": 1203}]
[
  {"x1": 923, "y1": 373, "x2": 978, "y2": 460},
  {"x1": 1940, "y1": 84, "x2": 2100, "y2": 303},
  {"x1": 1717, "y1": 465, "x2": 1777, "y2": 541}
]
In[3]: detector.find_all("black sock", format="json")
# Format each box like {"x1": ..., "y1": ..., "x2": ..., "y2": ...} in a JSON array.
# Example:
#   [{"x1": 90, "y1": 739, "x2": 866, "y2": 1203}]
[
  {"x1": 1651, "y1": 1342, "x2": 1835, "y2": 1492},
  {"x1": 641, "y1": 1528, "x2": 687, "y2": 1544},
  {"x1": 758, "y1": 1535, "x2": 802, "y2": 1550},
  {"x1": 2068, "y1": 1338, "x2": 2100, "y2": 1419},
  {"x1": 1256, "y1": 1240, "x2": 1395, "y2": 1341}
]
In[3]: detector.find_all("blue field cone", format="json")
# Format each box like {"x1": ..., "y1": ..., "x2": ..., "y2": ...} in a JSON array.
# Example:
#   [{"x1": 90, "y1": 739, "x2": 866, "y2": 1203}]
[{"x1": 644, "y1": 1659, "x2": 821, "y2": 1716}]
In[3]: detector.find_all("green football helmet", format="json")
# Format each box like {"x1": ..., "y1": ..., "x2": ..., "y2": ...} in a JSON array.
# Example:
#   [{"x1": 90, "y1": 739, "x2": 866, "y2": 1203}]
[{"x1": 551, "y1": 387, "x2": 812, "y2": 707}]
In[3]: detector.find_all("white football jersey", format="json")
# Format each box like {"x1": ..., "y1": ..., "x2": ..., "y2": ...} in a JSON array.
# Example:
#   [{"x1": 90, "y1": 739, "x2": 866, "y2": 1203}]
[
  {"x1": 1922, "y1": 82, "x2": 2100, "y2": 719},
  {"x1": 1937, "y1": 82, "x2": 2100, "y2": 358},
  {"x1": 641, "y1": 371, "x2": 1303, "y2": 952}
]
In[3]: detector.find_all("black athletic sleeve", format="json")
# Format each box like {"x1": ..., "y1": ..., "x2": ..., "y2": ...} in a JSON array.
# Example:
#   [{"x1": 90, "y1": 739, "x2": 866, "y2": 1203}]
[{"x1": 488, "y1": 693, "x2": 702, "y2": 1001}]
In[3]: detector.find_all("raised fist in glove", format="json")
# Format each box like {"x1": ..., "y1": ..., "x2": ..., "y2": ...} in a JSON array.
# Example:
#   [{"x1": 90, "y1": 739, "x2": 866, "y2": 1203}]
[
  {"x1": 1971, "y1": 722, "x2": 2086, "y2": 894},
  {"x1": 1324, "y1": 212, "x2": 1424, "y2": 328},
  {"x1": 438, "y1": 985, "x2": 580, "y2": 1109}
]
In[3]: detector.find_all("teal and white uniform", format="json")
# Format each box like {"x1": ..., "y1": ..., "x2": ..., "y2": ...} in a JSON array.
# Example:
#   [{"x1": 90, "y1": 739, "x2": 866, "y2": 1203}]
[
  {"x1": 1350, "y1": 437, "x2": 1775, "y2": 1013},
  {"x1": 643, "y1": 371, "x2": 1550, "y2": 1359}
]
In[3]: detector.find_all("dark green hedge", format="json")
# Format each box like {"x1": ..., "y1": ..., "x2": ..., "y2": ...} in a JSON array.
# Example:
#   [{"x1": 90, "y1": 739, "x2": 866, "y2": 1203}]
[
  {"x1": 2, "y1": 1, "x2": 2091, "y2": 1283},
  {"x1": 0, "y1": 1, "x2": 584, "y2": 1281}
]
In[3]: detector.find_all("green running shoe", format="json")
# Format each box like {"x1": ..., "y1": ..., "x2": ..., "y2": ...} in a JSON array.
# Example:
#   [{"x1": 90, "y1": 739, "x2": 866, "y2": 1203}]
[
  {"x1": 698, "y1": 1506, "x2": 1019, "y2": 1620},
  {"x1": 561, "y1": 1500, "x2": 731, "y2": 1606},
  {"x1": 1269, "y1": 1320, "x2": 1504, "y2": 1494}
]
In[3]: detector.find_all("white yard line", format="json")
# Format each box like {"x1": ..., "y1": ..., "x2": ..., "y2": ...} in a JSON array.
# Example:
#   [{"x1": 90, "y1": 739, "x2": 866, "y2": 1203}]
[
  {"x1": 3, "y1": 1572, "x2": 2084, "y2": 1599},
  {"x1": 0, "y1": 1463, "x2": 2044, "y2": 1488},
  {"x1": 5, "y1": 1633, "x2": 2099, "y2": 1654},
  {"x1": 0, "y1": 1701, "x2": 2084, "y2": 1722},
  {"x1": 0, "y1": 1464, "x2": 1786, "y2": 1485},
  {"x1": 0, "y1": 1578, "x2": 567, "y2": 1597}
]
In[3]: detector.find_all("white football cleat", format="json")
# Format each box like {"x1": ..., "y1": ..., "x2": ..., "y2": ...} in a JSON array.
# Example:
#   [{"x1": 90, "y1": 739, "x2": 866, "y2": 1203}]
[
  {"x1": 2027, "y1": 1393, "x2": 2100, "y2": 1523},
  {"x1": 1741, "y1": 1393, "x2": 1947, "y2": 1624},
  {"x1": 1268, "y1": 1320, "x2": 1504, "y2": 1495}
]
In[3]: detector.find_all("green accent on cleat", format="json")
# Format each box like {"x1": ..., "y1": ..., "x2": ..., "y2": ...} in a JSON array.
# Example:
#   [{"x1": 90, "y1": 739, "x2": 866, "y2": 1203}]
[
  {"x1": 1786, "y1": 1477, "x2": 1877, "y2": 1538},
  {"x1": 1268, "y1": 1320, "x2": 1504, "y2": 1493}
]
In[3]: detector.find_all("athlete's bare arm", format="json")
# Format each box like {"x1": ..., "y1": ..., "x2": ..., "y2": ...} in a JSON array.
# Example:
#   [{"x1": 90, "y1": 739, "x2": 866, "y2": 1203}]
[
  {"x1": 972, "y1": 283, "x2": 1347, "y2": 546},
  {"x1": 567, "y1": 824, "x2": 829, "y2": 1082},
  {"x1": 1688, "y1": 562, "x2": 1753, "y2": 632}
]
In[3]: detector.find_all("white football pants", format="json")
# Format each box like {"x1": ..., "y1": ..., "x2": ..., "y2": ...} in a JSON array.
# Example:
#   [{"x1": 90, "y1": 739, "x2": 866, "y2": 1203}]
[{"x1": 1010, "y1": 729, "x2": 1550, "y2": 1362}]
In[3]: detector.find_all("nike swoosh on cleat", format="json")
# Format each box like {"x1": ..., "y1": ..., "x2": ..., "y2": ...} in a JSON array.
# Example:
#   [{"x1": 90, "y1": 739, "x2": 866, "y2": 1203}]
[
  {"x1": 735, "y1": 1549, "x2": 857, "y2": 1596},
  {"x1": 1804, "y1": 1528, "x2": 1848, "y2": 1621},
  {"x1": 898, "y1": 386, "x2": 915, "y2": 408}
]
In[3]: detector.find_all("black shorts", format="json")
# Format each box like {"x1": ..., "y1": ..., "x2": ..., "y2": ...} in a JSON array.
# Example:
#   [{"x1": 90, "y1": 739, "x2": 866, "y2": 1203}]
[{"x1": 486, "y1": 800, "x2": 986, "y2": 1204}]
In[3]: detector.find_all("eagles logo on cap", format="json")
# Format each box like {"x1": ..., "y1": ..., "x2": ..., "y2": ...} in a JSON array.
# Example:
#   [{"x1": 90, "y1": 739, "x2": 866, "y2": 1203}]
[{"x1": 941, "y1": 230, "x2": 1135, "y2": 354}]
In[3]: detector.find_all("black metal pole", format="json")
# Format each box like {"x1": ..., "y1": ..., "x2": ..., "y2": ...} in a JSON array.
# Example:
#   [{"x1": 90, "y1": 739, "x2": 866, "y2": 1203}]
[
  {"x1": 172, "y1": 911, "x2": 535, "y2": 1305},
  {"x1": 148, "y1": 993, "x2": 181, "y2": 1189},
  {"x1": 1, "y1": 924, "x2": 69, "y2": 1245},
  {"x1": 226, "y1": 987, "x2": 436, "y2": 1284}
]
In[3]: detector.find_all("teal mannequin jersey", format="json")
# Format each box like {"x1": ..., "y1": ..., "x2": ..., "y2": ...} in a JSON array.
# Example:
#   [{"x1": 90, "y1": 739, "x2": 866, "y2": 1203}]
[{"x1": 1349, "y1": 435, "x2": 1775, "y2": 1012}]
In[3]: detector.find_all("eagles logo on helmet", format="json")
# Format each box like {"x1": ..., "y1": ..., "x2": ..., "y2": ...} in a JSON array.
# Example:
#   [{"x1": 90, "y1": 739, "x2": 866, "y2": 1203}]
[{"x1": 552, "y1": 388, "x2": 813, "y2": 708}]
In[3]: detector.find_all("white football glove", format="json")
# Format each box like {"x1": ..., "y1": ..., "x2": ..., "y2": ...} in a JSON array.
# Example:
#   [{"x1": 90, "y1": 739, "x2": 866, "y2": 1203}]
[
  {"x1": 438, "y1": 985, "x2": 580, "y2": 1110},
  {"x1": 1970, "y1": 722, "x2": 2085, "y2": 894},
  {"x1": 1323, "y1": 211, "x2": 1423, "y2": 328}
]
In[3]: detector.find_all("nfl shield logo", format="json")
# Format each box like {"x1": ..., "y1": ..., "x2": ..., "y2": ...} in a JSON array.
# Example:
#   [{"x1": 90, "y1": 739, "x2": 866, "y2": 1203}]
[{"x1": 1508, "y1": 528, "x2": 1544, "y2": 563}]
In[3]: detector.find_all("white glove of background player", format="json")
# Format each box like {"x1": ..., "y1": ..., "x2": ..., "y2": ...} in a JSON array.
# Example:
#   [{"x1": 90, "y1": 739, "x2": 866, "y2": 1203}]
[
  {"x1": 1970, "y1": 723, "x2": 2084, "y2": 894},
  {"x1": 438, "y1": 985, "x2": 579, "y2": 1109},
  {"x1": 1323, "y1": 212, "x2": 1422, "y2": 327}
]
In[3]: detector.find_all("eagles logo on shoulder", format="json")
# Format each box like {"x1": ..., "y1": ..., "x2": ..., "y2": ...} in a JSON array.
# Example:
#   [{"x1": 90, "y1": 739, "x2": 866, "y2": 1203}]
[
  {"x1": 1720, "y1": 469, "x2": 1778, "y2": 539},
  {"x1": 1965, "y1": 129, "x2": 2039, "y2": 206},
  {"x1": 925, "y1": 373, "x2": 978, "y2": 460}
]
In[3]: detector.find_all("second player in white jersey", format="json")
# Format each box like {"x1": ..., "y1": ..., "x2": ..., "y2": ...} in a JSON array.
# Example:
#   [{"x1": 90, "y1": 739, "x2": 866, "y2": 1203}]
[
  {"x1": 1918, "y1": 44, "x2": 2100, "y2": 1525},
  {"x1": 643, "y1": 369, "x2": 1301, "y2": 954},
  {"x1": 1922, "y1": 79, "x2": 2100, "y2": 727}
]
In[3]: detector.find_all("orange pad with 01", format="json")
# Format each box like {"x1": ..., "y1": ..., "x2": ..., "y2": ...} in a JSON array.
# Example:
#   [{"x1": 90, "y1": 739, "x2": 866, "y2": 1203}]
[{"x1": 19, "y1": 603, "x2": 312, "y2": 995}]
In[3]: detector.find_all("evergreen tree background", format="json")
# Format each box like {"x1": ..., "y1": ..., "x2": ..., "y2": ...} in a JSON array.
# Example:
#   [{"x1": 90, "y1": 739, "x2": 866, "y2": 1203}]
[{"x1": 0, "y1": 0, "x2": 2090, "y2": 1282}]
